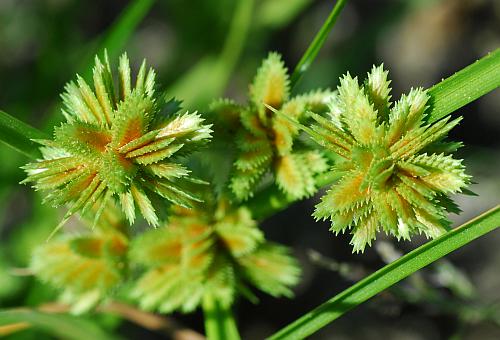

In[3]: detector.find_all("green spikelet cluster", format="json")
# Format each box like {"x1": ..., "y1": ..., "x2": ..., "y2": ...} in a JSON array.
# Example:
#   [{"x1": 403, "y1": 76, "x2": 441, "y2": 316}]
[
  {"x1": 211, "y1": 52, "x2": 332, "y2": 200},
  {"x1": 303, "y1": 65, "x2": 470, "y2": 253},
  {"x1": 31, "y1": 204, "x2": 128, "y2": 314},
  {"x1": 130, "y1": 196, "x2": 300, "y2": 313},
  {"x1": 23, "y1": 52, "x2": 212, "y2": 231}
]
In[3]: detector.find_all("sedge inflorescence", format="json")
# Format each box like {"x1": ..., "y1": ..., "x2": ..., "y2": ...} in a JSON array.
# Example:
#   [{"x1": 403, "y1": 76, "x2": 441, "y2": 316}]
[
  {"x1": 31, "y1": 203, "x2": 129, "y2": 314},
  {"x1": 303, "y1": 65, "x2": 470, "y2": 252},
  {"x1": 23, "y1": 52, "x2": 212, "y2": 231},
  {"x1": 130, "y1": 194, "x2": 300, "y2": 313},
  {"x1": 211, "y1": 52, "x2": 332, "y2": 200}
]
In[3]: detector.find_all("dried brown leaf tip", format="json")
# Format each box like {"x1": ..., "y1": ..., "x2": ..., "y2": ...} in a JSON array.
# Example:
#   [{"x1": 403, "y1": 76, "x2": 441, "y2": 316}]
[
  {"x1": 22, "y1": 52, "x2": 212, "y2": 234},
  {"x1": 211, "y1": 52, "x2": 333, "y2": 200},
  {"x1": 301, "y1": 65, "x2": 470, "y2": 252}
]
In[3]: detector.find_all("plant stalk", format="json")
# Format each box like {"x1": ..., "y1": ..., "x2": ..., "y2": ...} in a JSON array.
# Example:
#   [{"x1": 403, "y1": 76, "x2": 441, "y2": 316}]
[{"x1": 202, "y1": 294, "x2": 240, "y2": 340}]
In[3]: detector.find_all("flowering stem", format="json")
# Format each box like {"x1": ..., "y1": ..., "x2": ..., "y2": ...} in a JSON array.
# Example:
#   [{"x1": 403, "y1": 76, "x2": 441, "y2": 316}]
[
  {"x1": 247, "y1": 49, "x2": 500, "y2": 221},
  {"x1": 0, "y1": 110, "x2": 48, "y2": 159},
  {"x1": 290, "y1": 0, "x2": 348, "y2": 89},
  {"x1": 202, "y1": 294, "x2": 240, "y2": 340},
  {"x1": 268, "y1": 205, "x2": 500, "y2": 340}
]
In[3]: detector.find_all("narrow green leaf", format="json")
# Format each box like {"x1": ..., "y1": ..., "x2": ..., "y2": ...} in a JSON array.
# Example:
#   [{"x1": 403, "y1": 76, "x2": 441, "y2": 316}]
[
  {"x1": 427, "y1": 48, "x2": 500, "y2": 123},
  {"x1": 203, "y1": 293, "x2": 241, "y2": 340},
  {"x1": 0, "y1": 110, "x2": 48, "y2": 159},
  {"x1": 268, "y1": 205, "x2": 500, "y2": 340},
  {"x1": 290, "y1": 0, "x2": 348, "y2": 88},
  {"x1": 0, "y1": 309, "x2": 116, "y2": 340}
]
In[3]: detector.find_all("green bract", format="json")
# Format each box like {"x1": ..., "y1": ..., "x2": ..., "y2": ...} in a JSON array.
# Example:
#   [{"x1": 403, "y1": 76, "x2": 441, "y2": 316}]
[
  {"x1": 304, "y1": 65, "x2": 470, "y2": 252},
  {"x1": 211, "y1": 52, "x2": 332, "y2": 200},
  {"x1": 23, "y1": 52, "x2": 212, "y2": 232},
  {"x1": 130, "y1": 196, "x2": 300, "y2": 313}
]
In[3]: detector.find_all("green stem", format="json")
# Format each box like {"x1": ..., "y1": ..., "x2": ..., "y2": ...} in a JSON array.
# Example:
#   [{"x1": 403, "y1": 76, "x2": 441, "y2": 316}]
[
  {"x1": 248, "y1": 49, "x2": 500, "y2": 221},
  {"x1": 427, "y1": 48, "x2": 500, "y2": 123},
  {"x1": 268, "y1": 205, "x2": 500, "y2": 340},
  {"x1": 202, "y1": 294, "x2": 240, "y2": 340},
  {"x1": 0, "y1": 110, "x2": 49, "y2": 159},
  {"x1": 290, "y1": 0, "x2": 348, "y2": 88}
]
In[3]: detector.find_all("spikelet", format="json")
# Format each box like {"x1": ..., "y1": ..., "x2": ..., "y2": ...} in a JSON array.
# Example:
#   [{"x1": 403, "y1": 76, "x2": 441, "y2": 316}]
[
  {"x1": 211, "y1": 52, "x2": 333, "y2": 200},
  {"x1": 31, "y1": 203, "x2": 128, "y2": 314},
  {"x1": 303, "y1": 65, "x2": 470, "y2": 252},
  {"x1": 23, "y1": 52, "x2": 212, "y2": 233},
  {"x1": 130, "y1": 195, "x2": 300, "y2": 312}
]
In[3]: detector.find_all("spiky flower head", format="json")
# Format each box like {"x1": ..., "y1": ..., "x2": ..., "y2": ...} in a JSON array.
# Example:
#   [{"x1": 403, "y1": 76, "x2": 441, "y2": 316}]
[
  {"x1": 23, "y1": 52, "x2": 212, "y2": 232},
  {"x1": 210, "y1": 52, "x2": 332, "y2": 200},
  {"x1": 303, "y1": 65, "x2": 470, "y2": 252},
  {"x1": 31, "y1": 204, "x2": 128, "y2": 314},
  {"x1": 130, "y1": 195, "x2": 300, "y2": 313}
]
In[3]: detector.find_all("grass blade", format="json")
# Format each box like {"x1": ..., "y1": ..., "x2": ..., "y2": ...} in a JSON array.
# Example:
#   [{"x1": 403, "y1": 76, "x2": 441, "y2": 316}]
[
  {"x1": 0, "y1": 309, "x2": 116, "y2": 340},
  {"x1": 0, "y1": 110, "x2": 48, "y2": 159},
  {"x1": 290, "y1": 0, "x2": 348, "y2": 88},
  {"x1": 427, "y1": 48, "x2": 500, "y2": 123},
  {"x1": 268, "y1": 205, "x2": 500, "y2": 339}
]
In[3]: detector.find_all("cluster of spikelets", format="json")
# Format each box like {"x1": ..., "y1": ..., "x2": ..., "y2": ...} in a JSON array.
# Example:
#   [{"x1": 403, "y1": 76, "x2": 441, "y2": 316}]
[
  {"x1": 26, "y1": 52, "x2": 472, "y2": 318},
  {"x1": 31, "y1": 194, "x2": 300, "y2": 314},
  {"x1": 130, "y1": 196, "x2": 300, "y2": 313},
  {"x1": 23, "y1": 52, "x2": 212, "y2": 233},
  {"x1": 31, "y1": 203, "x2": 129, "y2": 314},
  {"x1": 211, "y1": 52, "x2": 332, "y2": 200},
  {"x1": 295, "y1": 65, "x2": 470, "y2": 252}
]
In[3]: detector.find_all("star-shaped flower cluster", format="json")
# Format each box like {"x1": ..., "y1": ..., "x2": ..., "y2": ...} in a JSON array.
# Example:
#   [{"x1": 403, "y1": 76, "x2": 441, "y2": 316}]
[
  {"x1": 31, "y1": 204, "x2": 128, "y2": 314},
  {"x1": 211, "y1": 52, "x2": 332, "y2": 200},
  {"x1": 304, "y1": 65, "x2": 470, "y2": 252},
  {"x1": 23, "y1": 53, "x2": 212, "y2": 231},
  {"x1": 130, "y1": 195, "x2": 300, "y2": 313}
]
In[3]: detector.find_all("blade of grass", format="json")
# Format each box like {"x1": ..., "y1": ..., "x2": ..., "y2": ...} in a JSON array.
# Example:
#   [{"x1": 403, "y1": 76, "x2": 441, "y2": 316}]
[
  {"x1": 427, "y1": 48, "x2": 500, "y2": 123},
  {"x1": 290, "y1": 0, "x2": 348, "y2": 88},
  {"x1": 0, "y1": 110, "x2": 49, "y2": 159},
  {"x1": 248, "y1": 49, "x2": 500, "y2": 221},
  {"x1": 268, "y1": 205, "x2": 500, "y2": 340},
  {"x1": 165, "y1": 0, "x2": 254, "y2": 109},
  {"x1": 0, "y1": 309, "x2": 116, "y2": 340},
  {"x1": 202, "y1": 294, "x2": 240, "y2": 340}
]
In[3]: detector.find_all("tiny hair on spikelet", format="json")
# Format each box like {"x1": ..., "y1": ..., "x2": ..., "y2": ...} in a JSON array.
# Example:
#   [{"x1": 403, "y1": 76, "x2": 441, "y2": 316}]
[{"x1": 22, "y1": 51, "x2": 213, "y2": 236}]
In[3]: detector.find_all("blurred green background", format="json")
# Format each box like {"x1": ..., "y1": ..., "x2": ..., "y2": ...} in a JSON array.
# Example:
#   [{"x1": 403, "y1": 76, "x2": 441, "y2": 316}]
[{"x1": 0, "y1": 0, "x2": 499, "y2": 339}]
